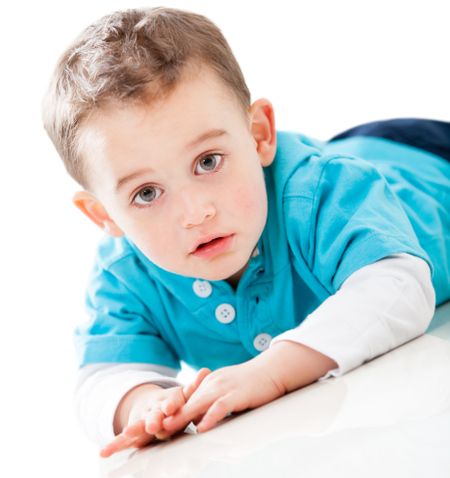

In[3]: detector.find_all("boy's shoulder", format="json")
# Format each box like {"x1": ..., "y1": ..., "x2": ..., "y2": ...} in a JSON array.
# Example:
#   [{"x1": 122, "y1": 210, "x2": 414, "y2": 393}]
[
  {"x1": 93, "y1": 234, "x2": 168, "y2": 287},
  {"x1": 94, "y1": 233, "x2": 138, "y2": 271},
  {"x1": 272, "y1": 130, "x2": 380, "y2": 201},
  {"x1": 272, "y1": 130, "x2": 336, "y2": 199}
]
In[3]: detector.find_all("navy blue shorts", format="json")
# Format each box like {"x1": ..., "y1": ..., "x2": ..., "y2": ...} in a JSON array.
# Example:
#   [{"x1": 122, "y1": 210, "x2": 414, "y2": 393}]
[{"x1": 328, "y1": 118, "x2": 450, "y2": 163}]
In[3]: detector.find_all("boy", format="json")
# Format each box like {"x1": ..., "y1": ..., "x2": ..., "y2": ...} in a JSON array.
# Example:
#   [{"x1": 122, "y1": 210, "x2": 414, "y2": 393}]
[{"x1": 41, "y1": 7, "x2": 449, "y2": 459}]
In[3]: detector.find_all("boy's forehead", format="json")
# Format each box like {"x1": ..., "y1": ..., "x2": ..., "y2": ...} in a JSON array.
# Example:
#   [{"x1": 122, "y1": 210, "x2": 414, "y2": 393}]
[
  {"x1": 78, "y1": 70, "x2": 249, "y2": 191},
  {"x1": 83, "y1": 66, "x2": 245, "y2": 143},
  {"x1": 82, "y1": 102, "x2": 240, "y2": 162},
  {"x1": 87, "y1": 69, "x2": 245, "y2": 141}
]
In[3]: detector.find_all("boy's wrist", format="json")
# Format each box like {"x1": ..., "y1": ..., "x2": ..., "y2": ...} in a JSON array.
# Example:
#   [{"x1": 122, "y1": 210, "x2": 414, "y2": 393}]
[
  {"x1": 114, "y1": 383, "x2": 163, "y2": 435},
  {"x1": 255, "y1": 340, "x2": 338, "y2": 394}
]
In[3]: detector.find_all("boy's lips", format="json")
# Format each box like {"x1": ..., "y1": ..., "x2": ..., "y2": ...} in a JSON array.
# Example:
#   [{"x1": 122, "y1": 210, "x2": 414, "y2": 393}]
[{"x1": 190, "y1": 233, "x2": 234, "y2": 254}]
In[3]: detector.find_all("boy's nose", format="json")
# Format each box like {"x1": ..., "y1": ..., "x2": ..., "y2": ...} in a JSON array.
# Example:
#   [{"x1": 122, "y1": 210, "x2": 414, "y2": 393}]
[{"x1": 178, "y1": 189, "x2": 216, "y2": 228}]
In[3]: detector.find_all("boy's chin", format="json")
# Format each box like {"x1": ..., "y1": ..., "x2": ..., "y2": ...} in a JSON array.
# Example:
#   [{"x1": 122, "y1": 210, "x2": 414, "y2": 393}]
[
  {"x1": 186, "y1": 268, "x2": 238, "y2": 282},
  {"x1": 157, "y1": 253, "x2": 251, "y2": 283},
  {"x1": 183, "y1": 261, "x2": 248, "y2": 283},
  {"x1": 155, "y1": 263, "x2": 231, "y2": 281},
  {"x1": 201, "y1": 261, "x2": 249, "y2": 283}
]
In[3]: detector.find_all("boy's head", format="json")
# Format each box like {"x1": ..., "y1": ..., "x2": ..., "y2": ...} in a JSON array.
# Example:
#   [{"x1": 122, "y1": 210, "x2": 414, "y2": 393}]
[{"x1": 42, "y1": 7, "x2": 276, "y2": 284}]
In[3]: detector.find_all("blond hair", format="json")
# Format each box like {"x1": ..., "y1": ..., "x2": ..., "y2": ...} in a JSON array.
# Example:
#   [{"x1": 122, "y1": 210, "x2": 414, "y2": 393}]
[{"x1": 42, "y1": 7, "x2": 251, "y2": 189}]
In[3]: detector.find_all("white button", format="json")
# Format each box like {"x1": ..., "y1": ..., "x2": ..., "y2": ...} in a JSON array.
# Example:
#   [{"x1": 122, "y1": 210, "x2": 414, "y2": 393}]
[
  {"x1": 253, "y1": 333, "x2": 272, "y2": 352},
  {"x1": 193, "y1": 280, "x2": 212, "y2": 298},
  {"x1": 215, "y1": 303, "x2": 236, "y2": 324}
]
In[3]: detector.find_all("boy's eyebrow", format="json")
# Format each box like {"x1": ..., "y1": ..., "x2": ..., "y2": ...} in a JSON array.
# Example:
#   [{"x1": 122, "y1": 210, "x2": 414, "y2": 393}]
[
  {"x1": 185, "y1": 128, "x2": 228, "y2": 150},
  {"x1": 115, "y1": 128, "x2": 228, "y2": 192},
  {"x1": 115, "y1": 167, "x2": 155, "y2": 192}
]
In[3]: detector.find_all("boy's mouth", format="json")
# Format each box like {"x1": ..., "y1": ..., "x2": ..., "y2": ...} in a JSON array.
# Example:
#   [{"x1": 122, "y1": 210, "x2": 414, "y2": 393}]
[
  {"x1": 196, "y1": 237, "x2": 223, "y2": 249},
  {"x1": 190, "y1": 233, "x2": 234, "y2": 257}
]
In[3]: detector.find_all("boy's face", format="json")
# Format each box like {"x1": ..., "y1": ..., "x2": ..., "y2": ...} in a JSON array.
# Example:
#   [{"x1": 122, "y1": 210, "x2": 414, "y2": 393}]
[{"x1": 74, "y1": 65, "x2": 276, "y2": 284}]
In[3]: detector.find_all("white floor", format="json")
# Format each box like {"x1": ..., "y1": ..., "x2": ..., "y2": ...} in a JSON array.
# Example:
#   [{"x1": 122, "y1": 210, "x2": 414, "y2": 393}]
[{"x1": 101, "y1": 301, "x2": 450, "y2": 478}]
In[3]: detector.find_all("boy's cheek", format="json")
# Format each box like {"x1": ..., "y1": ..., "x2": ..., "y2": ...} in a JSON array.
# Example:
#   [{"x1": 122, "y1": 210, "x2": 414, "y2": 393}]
[{"x1": 233, "y1": 185, "x2": 263, "y2": 213}]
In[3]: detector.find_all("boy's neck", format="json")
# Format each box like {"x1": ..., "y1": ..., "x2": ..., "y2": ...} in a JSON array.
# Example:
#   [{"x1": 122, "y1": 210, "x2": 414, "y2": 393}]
[{"x1": 225, "y1": 259, "x2": 250, "y2": 290}]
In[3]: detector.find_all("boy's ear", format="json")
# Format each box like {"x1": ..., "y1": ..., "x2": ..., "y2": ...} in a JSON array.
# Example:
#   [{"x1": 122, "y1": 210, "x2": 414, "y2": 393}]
[
  {"x1": 248, "y1": 98, "x2": 277, "y2": 167},
  {"x1": 72, "y1": 191, "x2": 124, "y2": 237}
]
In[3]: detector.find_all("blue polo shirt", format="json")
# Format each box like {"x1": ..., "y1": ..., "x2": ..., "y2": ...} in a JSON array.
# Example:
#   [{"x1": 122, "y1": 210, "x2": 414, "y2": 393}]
[{"x1": 74, "y1": 130, "x2": 450, "y2": 372}]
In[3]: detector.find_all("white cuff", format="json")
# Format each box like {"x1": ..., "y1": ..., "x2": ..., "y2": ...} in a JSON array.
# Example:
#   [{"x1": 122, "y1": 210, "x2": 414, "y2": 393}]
[{"x1": 74, "y1": 363, "x2": 181, "y2": 447}]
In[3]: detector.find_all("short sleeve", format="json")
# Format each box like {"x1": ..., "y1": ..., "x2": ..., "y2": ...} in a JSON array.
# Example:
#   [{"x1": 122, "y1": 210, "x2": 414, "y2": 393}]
[
  {"x1": 284, "y1": 154, "x2": 433, "y2": 293},
  {"x1": 74, "y1": 258, "x2": 180, "y2": 371}
]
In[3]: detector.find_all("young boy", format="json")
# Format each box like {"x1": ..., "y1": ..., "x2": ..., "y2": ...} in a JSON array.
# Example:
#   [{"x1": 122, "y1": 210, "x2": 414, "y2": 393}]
[{"x1": 42, "y1": 7, "x2": 449, "y2": 459}]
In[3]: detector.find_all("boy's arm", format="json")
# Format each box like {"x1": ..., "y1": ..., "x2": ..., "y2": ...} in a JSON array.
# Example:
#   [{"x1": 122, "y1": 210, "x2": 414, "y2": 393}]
[
  {"x1": 255, "y1": 340, "x2": 338, "y2": 393},
  {"x1": 74, "y1": 362, "x2": 181, "y2": 447},
  {"x1": 163, "y1": 253, "x2": 434, "y2": 432},
  {"x1": 270, "y1": 253, "x2": 435, "y2": 378},
  {"x1": 74, "y1": 241, "x2": 186, "y2": 447}
]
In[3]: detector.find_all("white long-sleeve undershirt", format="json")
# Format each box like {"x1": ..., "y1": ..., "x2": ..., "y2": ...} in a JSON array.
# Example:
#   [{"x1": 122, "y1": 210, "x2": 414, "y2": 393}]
[{"x1": 74, "y1": 253, "x2": 435, "y2": 447}]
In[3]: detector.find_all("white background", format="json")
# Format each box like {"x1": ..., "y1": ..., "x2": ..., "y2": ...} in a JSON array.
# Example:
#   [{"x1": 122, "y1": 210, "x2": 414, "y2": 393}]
[{"x1": 1, "y1": 0, "x2": 449, "y2": 476}]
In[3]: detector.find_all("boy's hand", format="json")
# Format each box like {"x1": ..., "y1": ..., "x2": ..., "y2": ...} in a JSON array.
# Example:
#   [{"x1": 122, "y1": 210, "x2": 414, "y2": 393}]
[
  {"x1": 161, "y1": 359, "x2": 285, "y2": 434},
  {"x1": 162, "y1": 342, "x2": 337, "y2": 434},
  {"x1": 100, "y1": 367, "x2": 211, "y2": 458}
]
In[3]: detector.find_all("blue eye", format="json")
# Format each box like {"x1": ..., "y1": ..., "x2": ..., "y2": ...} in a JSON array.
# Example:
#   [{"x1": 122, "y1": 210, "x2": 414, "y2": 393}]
[
  {"x1": 133, "y1": 186, "x2": 162, "y2": 206},
  {"x1": 195, "y1": 153, "x2": 223, "y2": 174}
]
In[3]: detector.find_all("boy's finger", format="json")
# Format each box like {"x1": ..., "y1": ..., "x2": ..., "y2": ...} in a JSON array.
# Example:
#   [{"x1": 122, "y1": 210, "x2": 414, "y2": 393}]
[
  {"x1": 182, "y1": 368, "x2": 212, "y2": 400},
  {"x1": 99, "y1": 433, "x2": 135, "y2": 458},
  {"x1": 154, "y1": 429, "x2": 173, "y2": 440},
  {"x1": 160, "y1": 387, "x2": 185, "y2": 416},
  {"x1": 123, "y1": 419, "x2": 148, "y2": 439},
  {"x1": 182, "y1": 382, "x2": 196, "y2": 401},
  {"x1": 196, "y1": 397, "x2": 232, "y2": 432},
  {"x1": 162, "y1": 394, "x2": 212, "y2": 431},
  {"x1": 100, "y1": 418, "x2": 157, "y2": 458},
  {"x1": 196, "y1": 367, "x2": 212, "y2": 385},
  {"x1": 144, "y1": 409, "x2": 164, "y2": 434}
]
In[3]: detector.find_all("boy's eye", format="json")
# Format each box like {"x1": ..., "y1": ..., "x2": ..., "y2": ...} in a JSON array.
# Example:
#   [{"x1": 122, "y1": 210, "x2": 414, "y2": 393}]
[
  {"x1": 133, "y1": 186, "x2": 162, "y2": 206},
  {"x1": 195, "y1": 153, "x2": 223, "y2": 174},
  {"x1": 131, "y1": 154, "x2": 223, "y2": 208}
]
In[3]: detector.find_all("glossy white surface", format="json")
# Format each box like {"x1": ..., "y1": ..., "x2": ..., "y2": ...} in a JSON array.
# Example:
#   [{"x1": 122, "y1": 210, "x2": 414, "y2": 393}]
[{"x1": 102, "y1": 301, "x2": 450, "y2": 478}]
